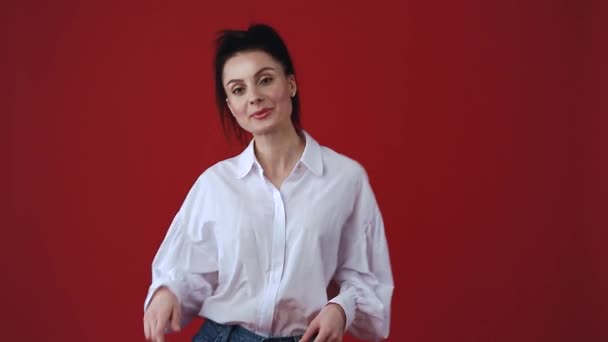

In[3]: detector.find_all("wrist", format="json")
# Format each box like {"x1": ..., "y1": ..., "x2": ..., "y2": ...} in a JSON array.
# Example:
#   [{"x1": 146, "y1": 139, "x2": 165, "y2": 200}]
[{"x1": 326, "y1": 303, "x2": 346, "y2": 331}]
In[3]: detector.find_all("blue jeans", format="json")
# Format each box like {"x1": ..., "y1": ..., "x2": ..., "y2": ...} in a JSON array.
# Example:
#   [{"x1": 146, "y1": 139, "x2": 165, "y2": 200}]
[{"x1": 192, "y1": 319, "x2": 313, "y2": 342}]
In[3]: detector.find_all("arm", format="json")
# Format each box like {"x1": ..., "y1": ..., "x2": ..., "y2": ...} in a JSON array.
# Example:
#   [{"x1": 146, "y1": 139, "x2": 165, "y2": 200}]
[
  {"x1": 144, "y1": 211, "x2": 218, "y2": 329},
  {"x1": 144, "y1": 178, "x2": 219, "y2": 333},
  {"x1": 328, "y1": 173, "x2": 394, "y2": 341}
]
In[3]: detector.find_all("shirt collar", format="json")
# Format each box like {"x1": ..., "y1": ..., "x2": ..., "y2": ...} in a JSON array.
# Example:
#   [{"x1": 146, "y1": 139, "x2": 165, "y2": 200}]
[
  {"x1": 235, "y1": 138, "x2": 256, "y2": 179},
  {"x1": 235, "y1": 130, "x2": 324, "y2": 179},
  {"x1": 299, "y1": 131, "x2": 324, "y2": 177}
]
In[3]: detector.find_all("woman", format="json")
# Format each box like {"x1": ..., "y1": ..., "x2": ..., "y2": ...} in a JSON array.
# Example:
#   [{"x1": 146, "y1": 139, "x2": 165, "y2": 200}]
[{"x1": 143, "y1": 24, "x2": 394, "y2": 342}]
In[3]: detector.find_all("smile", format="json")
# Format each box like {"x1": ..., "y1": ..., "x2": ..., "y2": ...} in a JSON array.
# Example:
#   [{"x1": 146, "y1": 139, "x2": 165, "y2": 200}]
[{"x1": 251, "y1": 108, "x2": 273, "y2": 119}]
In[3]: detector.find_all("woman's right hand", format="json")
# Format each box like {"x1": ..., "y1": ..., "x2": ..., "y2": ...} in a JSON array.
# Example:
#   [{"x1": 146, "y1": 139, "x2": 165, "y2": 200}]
[{"x1": 143, "y1": 286, "x2": 182, "y2": 342}]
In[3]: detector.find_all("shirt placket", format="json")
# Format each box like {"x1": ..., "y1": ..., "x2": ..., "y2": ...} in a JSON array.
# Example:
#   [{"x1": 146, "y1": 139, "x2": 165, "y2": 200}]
[{"x1": 257, "y1": 179, "x2": 287, "y2": 335}]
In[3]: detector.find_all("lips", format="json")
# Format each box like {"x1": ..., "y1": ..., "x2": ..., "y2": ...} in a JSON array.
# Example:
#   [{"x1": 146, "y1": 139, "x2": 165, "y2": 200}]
[{"x1": 251, "y1": 107, "x2": 272, "y2": 119}]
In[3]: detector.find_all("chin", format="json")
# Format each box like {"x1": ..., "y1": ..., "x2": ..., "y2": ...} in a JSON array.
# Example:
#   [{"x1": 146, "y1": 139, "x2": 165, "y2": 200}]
[
  {"x1": 247, "y1": 118, "x2": 285, "y2": 136},
  {"x1": 249, "y1": 124, "x2": 278, "y2": 136},
  {"x1": 241, "y1": 112, "x2": 293, "y2": 137}
]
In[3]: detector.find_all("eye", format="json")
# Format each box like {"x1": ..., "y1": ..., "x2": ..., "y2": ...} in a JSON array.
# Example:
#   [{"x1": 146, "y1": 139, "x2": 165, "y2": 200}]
[
  {"x1": 259, "y1": 77, "x2": 273, "y2": 85},
  {"x1": 232, "y1": 87, "x2": 244, "y2": 95}
]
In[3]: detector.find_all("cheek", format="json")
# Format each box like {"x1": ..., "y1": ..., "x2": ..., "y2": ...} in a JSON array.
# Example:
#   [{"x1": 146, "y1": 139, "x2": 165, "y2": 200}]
[
  {"x1": 281, "y1": 90, "x2": 294, "y2": 111},
  {"x1": 276, "y1": 87, "x2": 291, "y2": 101},
  {"x1": 270, "y1": 88, "x2": 292, "y2": 108},
  {"x1": 228, "y1": 99, "x2": 248, "y2": 117}
]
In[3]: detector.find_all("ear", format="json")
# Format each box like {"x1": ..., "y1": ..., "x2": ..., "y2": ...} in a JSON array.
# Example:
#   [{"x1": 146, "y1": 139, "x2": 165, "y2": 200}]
[{"x1": 287, "y1": 75, "x2": 297, "y2": 97}]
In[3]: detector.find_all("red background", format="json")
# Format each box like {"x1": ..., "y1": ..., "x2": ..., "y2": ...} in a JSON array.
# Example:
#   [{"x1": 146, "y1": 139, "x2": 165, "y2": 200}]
[{"x1": 4, "y1": 1, "x2": 606, "y2": 341}]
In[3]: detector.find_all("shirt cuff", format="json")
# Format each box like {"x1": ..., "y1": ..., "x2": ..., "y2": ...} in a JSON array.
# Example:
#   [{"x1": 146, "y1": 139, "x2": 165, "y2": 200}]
[{"x1": 327, "y1": 291, "x2": 356, "y2": 332}]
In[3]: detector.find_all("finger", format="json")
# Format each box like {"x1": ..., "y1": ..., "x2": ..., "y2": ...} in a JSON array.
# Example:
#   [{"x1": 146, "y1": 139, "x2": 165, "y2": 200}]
[
  {"x1": 154, "y1": 317, "x2": 165, "y2": 342},
  {"x1": 327, "y1": 332, "x2": 342, "y2": 342},
  {"x1": 149, "y1": 316, "x2": 156, "y2": 340},
  {"x1": 143, "y1": 317, "x2": 149, "y2": 339},
  {"x1": 313, "y1": 328, "x2": 331, "y2": 342},
  {"x1": 152, "y1": 316, "x2": 165, "y2": 342},
  {"x1": 300, "y1": 320, "x2": 319, "y2": 342},
  {"x1": 171, "y1": 302, "x2": 182, "y2": 332},
  {"x1": 144, "y1": 315, "x2": 152, "y2": 340}
]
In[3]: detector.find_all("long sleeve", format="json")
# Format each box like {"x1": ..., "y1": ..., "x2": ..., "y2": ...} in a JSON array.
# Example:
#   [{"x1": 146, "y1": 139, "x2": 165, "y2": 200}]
[
  {"x1": 143, "y1": 178, "x2": 219, "y2": 331},
  {"x1": 328, "y1": 171, "x2": 394, "y2": 341},
  {"x1": 142, "y1": 132, "x2": 393, "y2": 338}
]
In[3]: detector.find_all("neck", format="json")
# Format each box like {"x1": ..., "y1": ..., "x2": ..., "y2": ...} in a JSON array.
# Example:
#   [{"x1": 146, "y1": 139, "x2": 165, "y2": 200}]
[{"x1": 253, "y1": 125, "x2": 305, "y2": 177}]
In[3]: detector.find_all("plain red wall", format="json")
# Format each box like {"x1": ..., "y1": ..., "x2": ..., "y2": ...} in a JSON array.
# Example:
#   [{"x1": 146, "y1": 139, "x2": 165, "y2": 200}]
[{"x1": 4, "y1": 0, "x2": 605, "y2": 341}]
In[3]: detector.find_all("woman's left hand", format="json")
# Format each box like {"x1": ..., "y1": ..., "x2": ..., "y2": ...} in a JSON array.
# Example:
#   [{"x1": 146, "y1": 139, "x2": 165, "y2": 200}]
[{"x1": 300, "y1": 303, "x2": 346, "y2": 342}]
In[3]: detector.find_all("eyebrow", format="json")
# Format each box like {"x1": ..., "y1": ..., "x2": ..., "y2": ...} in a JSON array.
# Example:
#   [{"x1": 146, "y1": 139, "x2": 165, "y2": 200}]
[{"x1": 225, "y1": 67, "x2": 276, "y2": 86}]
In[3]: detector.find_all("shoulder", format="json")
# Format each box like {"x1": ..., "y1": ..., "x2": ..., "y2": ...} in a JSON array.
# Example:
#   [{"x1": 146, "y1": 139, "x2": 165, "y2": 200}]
[
  {"x1": 181, "y1": 155, "x2": 243, "y2": 201},
  {"x1": 319, "y1": 144, "x2": 380, "y2": 227},
  {"x1": 319, "y1": 144, "x2": 369, "y2": 183},
  {"x1": 177, "y1": 154, "x2": 243, "y2": 212},
  {"x1": 195, "y1": 154, "x2": 242, "y2": 183},
  {"x1": 316, "y1": 140, "x2": 380, "y2": 207}
]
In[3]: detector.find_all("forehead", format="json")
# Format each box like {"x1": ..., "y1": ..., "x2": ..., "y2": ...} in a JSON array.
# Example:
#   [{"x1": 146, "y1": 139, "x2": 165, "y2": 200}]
[{"x1": 223, "y1": 50, "x2": 283, "y2": 82}]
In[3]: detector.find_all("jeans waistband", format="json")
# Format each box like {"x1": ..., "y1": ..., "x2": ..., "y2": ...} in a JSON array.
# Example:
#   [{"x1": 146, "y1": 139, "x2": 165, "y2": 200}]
[{"x1": 195, "y1": 319, "x2": 306, "y2": 342}]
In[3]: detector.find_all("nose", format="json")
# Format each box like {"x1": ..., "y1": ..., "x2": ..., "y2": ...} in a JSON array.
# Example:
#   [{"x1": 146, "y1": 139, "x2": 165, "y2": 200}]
[{"x1": 248, "y1": 88, "x2": 264, "y2": 105}]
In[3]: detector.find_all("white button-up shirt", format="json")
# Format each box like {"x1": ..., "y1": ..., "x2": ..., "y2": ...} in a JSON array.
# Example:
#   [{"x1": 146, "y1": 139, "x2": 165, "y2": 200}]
[{"x1": 144, "y1": 131, "x2": 394, "y2": 341}]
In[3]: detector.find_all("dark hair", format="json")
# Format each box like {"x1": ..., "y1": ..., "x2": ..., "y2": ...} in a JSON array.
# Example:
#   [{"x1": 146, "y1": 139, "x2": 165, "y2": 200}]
[{"x1": 214, "y1": 24, "x2": 301, "y2": 143}]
